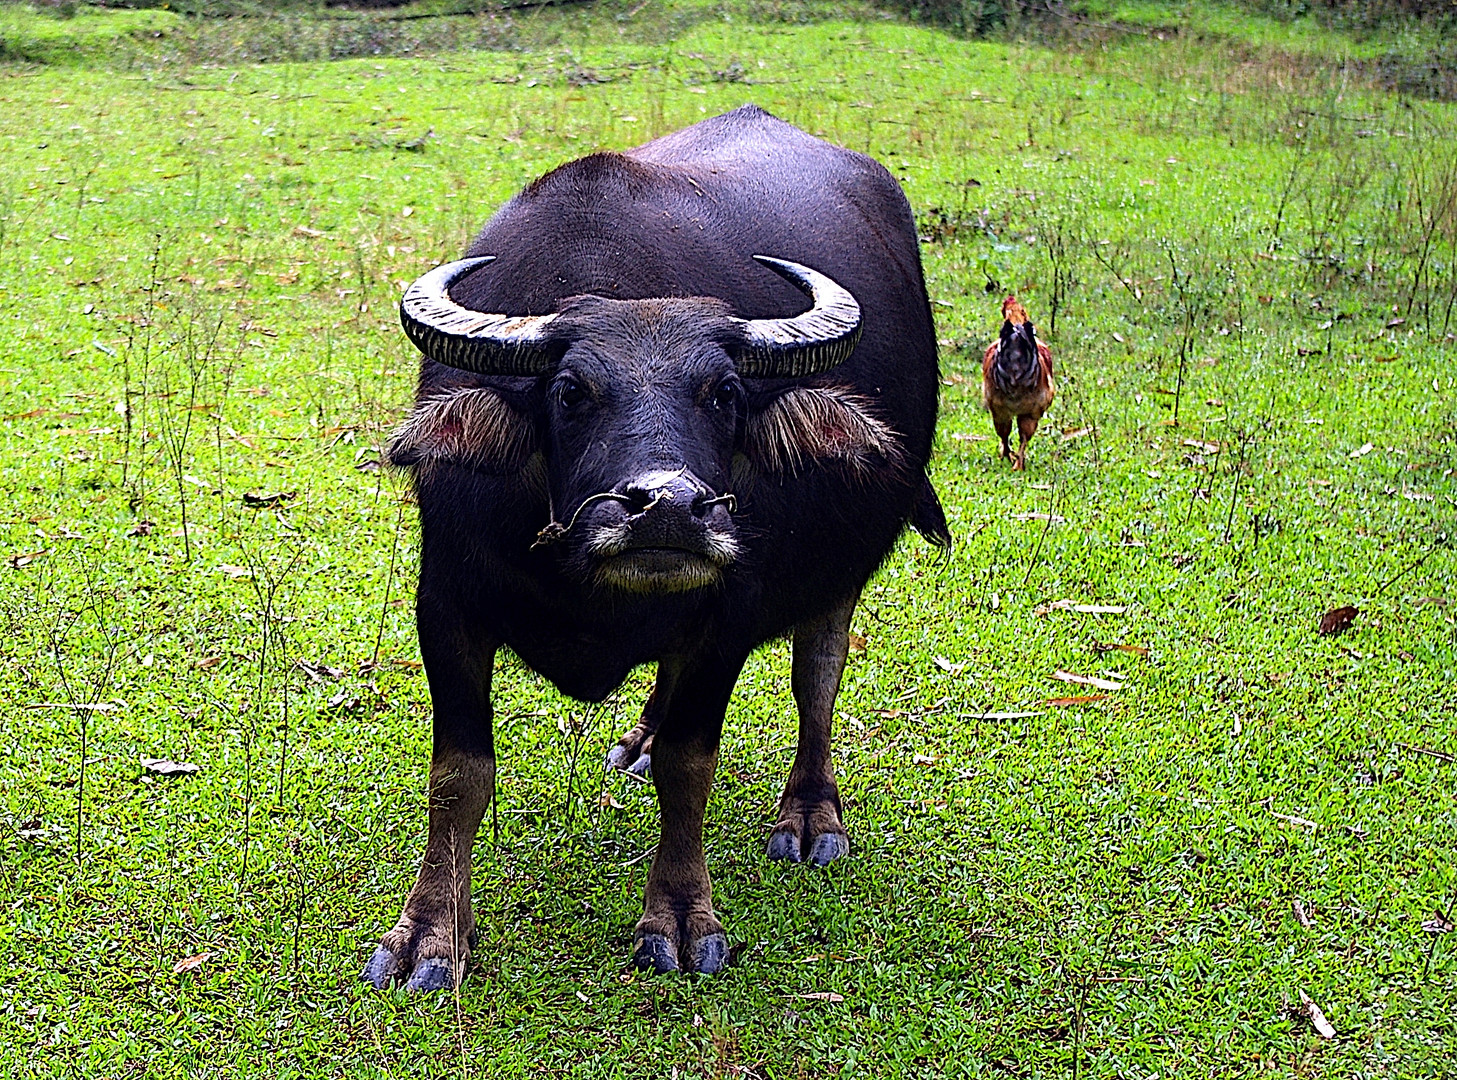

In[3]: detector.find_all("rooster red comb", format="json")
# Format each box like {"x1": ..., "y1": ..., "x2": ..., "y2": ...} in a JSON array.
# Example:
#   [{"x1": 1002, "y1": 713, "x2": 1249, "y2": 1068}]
[{"x1": 1001, "y1": 296, "x2": 1030, "y2": 326}]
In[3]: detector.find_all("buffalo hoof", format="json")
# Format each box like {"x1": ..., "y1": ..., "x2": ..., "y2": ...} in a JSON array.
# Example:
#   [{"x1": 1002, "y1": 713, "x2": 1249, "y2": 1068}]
[
  {"x1": 633, "y1": 914, "x2": 727, "y2": 975},
  {"x1": 633, "y1": 933, "x2": 679, "y2": 974},
  {"x1": 606, "y1": 727, "x2": 653, "y2": 777},
  {"x1": 361, "y1": 944, "x2": 401, "y2": 988},
  {"x1": 362, "y1": 927, "x2": 472, "y2": 992},
  {"x1": 767, "y1": 800, "x2": 850, "y2": 867}
]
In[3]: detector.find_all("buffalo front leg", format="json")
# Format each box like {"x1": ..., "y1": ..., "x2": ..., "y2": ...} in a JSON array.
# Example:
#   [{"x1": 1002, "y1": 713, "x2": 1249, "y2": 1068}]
[
  {"x1": 364, "y1": 616, "x2": 497, "y2": 992},
  {"x1": 633, "y1": 653, "x2": 743, "y2": 975},
  {"x1": 767, "y1": 591, "x2": 858, "y2": 867}
]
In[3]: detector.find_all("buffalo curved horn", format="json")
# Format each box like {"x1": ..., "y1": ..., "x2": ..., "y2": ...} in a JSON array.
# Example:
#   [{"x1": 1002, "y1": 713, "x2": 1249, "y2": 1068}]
[
  {"x1": 730, "y1": 256, "x2": 863, "y2": 378},
  {"x1": 399, "y1": 257, "x2": 560, "y2": 376}
]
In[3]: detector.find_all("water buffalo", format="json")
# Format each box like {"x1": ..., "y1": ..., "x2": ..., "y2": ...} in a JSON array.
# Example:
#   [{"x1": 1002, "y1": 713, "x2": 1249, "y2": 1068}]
[{"x1": 364, "y1": 104, "x2": 950, "y2": 989}]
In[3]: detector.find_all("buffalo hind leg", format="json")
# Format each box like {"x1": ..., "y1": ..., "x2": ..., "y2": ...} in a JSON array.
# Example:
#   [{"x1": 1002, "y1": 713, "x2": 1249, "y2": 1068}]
[
  {"x1": 767, "y1": 591, "x2": 857, "y2": 868},
  {"x1": 364, "y1": 618, "x2": 497, "y2": 992},
  {"x1": 633, "y1": 652, "x2": 743, "y2": 975},
  {"x1": 606, "y1": 676, "x2": 669, "y2": 777}
]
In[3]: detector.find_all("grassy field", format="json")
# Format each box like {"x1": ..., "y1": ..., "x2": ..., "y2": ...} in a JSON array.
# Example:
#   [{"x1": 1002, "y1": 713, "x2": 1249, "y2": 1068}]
[{"x1": 1, "y1": 1, "x2": 1455, "y2": 1076}]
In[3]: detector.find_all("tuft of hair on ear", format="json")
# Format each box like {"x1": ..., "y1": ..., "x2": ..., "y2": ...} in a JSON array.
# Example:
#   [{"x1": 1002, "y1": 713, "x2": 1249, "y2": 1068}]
[
  {"x1": 387, "y1": 387, "x2": 535, "y2": 474},
  {"x1": 745, "y1": 386, "x2": 903, "y2": 477}
]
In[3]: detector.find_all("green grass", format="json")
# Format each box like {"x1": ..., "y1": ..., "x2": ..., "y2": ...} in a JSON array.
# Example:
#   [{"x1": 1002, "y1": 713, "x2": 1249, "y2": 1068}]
[
  {"x1": 1, "y1": 3, "x2": 1455, "y2": 1077},
  {"x1": 1085, "y1": 1, "x2": 1424, "y2": 58}
]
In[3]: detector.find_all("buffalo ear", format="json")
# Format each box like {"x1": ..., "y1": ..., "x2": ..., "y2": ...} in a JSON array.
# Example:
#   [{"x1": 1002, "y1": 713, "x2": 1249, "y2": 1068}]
[
  {"x1": 744, "y1": 386, "x2": 902, "y2": 476},
  {"x1": 388, "y1": 387, "x2": 536, "y2": 473}
]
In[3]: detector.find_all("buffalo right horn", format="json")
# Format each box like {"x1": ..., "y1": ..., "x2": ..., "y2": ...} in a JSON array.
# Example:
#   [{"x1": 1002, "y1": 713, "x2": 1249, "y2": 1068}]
[
  {"x1": 399, "y1": 257, "x2": 561, "y2": 376},
  {"x1": 729, "y1": 256, "x2": 863, "y2": 378}
]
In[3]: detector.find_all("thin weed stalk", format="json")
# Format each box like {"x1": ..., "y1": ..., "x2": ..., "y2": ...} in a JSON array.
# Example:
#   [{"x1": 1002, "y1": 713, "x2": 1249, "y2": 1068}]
[
  {"x1": 46, "y1": 557, "x2": 122, "y2": 864},
  {"x1": 156, "y1": 299, "x2": 226, "y2": 561},
  {"x1": 372, "y1": 486, "x2": 407, "y2": 668}
]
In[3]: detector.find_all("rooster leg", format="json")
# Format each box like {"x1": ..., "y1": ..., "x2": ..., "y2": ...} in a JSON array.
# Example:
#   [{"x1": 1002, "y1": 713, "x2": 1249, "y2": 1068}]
[
  {"x1": 1015, "y1": 414, "x2": 1040, "y2": 471},
  {"x1": 992, "y1": 413, "x2": 1014, "y2": 462}
]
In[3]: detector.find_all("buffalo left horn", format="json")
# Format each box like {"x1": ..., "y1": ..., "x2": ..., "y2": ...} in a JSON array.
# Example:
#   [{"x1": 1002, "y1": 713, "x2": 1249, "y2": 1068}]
[
  {"x1": 399, "y1": 257, "x2": 561, "y2": 377},
  {"x1": 729, "y1": 256, "x2": 863, "y2": 379}
]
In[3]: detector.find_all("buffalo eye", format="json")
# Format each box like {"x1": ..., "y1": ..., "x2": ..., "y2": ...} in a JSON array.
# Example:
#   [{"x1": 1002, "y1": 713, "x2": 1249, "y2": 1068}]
[
  {"x1": 556, "y1": 375, "x2": 587, "y2": 411},
  {"x1": 709, "y1": 377, "x2": 743, "y2": 414}
]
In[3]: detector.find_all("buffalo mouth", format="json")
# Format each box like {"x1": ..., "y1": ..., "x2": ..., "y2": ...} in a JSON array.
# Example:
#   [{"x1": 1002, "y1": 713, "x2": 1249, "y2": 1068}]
[
  {"x1": 596, "y1": 547, "x2": 724, "y2": 594},
  {"x1": 585, "y1": 528, "x2": 738, "y2": 594}
]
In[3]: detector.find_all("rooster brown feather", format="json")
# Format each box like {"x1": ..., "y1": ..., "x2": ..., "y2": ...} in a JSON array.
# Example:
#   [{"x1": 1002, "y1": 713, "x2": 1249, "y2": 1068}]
[{"x1": 982, "y1": 295, "x2": 1054, "y2": 471}]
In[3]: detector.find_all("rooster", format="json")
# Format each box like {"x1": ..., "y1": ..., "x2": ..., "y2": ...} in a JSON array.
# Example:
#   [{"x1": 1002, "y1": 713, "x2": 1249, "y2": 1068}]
[{"x1": 982, "y1": 296, "x2": 1055, "y2": 471}]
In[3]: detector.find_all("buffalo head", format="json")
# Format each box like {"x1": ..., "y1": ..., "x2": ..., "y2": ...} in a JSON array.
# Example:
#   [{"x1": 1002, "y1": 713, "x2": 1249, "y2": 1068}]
[{"x1": 389, "y1": 257, "x2": 902, "y2": 594}]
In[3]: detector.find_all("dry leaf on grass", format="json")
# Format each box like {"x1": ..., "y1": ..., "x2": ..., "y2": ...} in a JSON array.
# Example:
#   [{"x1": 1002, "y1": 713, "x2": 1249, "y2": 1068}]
[
  {"x1": 848, "y1": 633, "x2": 868, "y2": 653},
  {"x1": 1094, "y1": 643, "x2": 1148, "y2": 656},
  {"x1": 1349, "y1": 442, "x2": 1375, "y2": 458},
  {"x1": 933, "y1": 656, "x2": 966, "y2": 675},
  {"x1": 1053, "y1": 670, "x2": 1125, "y2": 691},
  {"x1": 962, "y1": 711, "x2": 1044, "y2": 720},
  {"x1": 17, "y1": 819, "x2": 50, "y2": 840},
  {"x1": 1034, "y1": 599, "x2": 1128, "y2": 616},
  {"x1": 173, "y1": 952, "x2": 213, "y2": 974},
  {"x1": 297, "y1": 660, "x2": 346, "y2": 681},
  {"x1": 1298, "y1": 989, "x2": 1337, "y2": 1040},
  {"x1": 793, "y1": 992, "x2": 845, "y2": 1003},
  {"x1": 242, "y1": 490, "x2": 296, "y2": 508},
  {"x1": 1045, "y1": 695, "x2": 1107, "y2": 706},
  {"x1": 1318, "y1": 606, "x2": 1359, "y2": 636},
  {"x1": 1421, "y1": 913, "x2": 1454, "y2": 934},
  {"x1": 141, "y1": 757, "x2": 200, "y2": 777},
  {"x1": 1269, "y1": 807, "x2": 1318, "y2": 831},
  {"x1": 1293, "y1": 898, "x2": 1313, "y2": 928}
]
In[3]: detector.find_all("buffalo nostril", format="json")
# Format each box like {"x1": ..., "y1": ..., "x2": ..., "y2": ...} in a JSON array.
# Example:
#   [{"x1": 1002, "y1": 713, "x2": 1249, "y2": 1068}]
[
  {"x1": 620, "y1": 482, "x2": 685, "y2": 516},
  {"x1": 688, "y1": 490, "x2": 737, "y2": 519},
  {"x1": 697, "y1": 492, "x2": 737, "y2": 517},
  {"x1": 620, "y1": 485, "x2": 655, "y2": 515}
]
